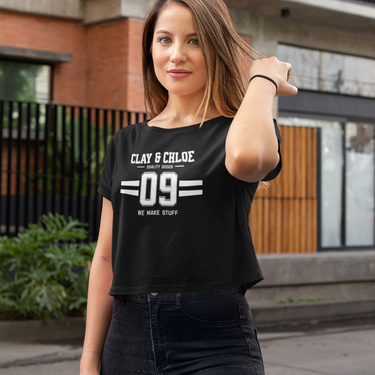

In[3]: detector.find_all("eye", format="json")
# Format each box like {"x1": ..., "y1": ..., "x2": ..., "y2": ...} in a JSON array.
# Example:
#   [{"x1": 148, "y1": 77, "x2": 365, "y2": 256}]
[
  {"x1": 189, "y1": 39, "x2": 199, "y2": 45},
  {"x1": 157, "y1": 36, "x2": 171, "y2": 44},
  {"x1": 156, "y1": 36, "x2": 199, "y2": 46}
]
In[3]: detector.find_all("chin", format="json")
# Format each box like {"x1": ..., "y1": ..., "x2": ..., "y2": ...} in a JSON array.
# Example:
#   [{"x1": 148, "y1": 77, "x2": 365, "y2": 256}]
[
  {"x1": 162, "y1": 85, "x2": 195, "y2": 96},
  {"x1": 168, "y1": 83, "x2": 206, "y2": 96}
]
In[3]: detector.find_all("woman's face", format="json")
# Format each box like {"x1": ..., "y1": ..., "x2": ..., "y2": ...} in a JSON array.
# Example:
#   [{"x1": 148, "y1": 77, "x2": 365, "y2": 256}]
[{"x1": 151, "y1": 2, "x2": 208, "y2": 98}]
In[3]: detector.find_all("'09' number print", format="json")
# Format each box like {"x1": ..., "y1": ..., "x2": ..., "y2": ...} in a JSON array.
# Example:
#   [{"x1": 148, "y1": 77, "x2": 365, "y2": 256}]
[
  {"x1": 140, "y1": 172, "x2": 177, "y2": 207},
  {"x1": 120, "y1": 172, "x2": 203, "y2": 208}
]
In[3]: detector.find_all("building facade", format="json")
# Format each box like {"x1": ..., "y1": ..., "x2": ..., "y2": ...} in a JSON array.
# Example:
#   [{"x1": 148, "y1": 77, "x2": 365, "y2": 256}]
[{"x1": 1, "y1": 0, "x2": 375, "y2": 254}]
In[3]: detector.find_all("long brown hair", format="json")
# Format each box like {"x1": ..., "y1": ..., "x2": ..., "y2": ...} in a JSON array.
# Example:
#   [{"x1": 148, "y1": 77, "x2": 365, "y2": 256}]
[{"x1": 142, "y1": 0, "x2": 266, "y2": 126}]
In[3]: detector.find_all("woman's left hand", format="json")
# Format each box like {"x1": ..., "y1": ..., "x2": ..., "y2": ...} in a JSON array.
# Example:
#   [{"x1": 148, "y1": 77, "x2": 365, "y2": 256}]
[{"x1": 249, "y1": 56, "x2": 298, "y2": 97}]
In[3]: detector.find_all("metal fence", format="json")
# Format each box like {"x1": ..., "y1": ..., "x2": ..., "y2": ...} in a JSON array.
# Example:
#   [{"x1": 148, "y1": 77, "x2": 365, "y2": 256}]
[{"x1": 0, "y1": 99, "x2": 147, "y2": 242}]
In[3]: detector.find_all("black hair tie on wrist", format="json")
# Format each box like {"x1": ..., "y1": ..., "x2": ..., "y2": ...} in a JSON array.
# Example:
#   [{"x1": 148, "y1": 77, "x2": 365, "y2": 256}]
[{"x1": 249, "y1": 74, "x2": 278, "y2": 92}]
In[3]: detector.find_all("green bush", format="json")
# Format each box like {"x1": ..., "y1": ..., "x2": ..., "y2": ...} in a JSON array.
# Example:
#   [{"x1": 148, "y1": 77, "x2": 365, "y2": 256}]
[{"x1": 0, "y1": 213, "x2": 96, "y2": 323}]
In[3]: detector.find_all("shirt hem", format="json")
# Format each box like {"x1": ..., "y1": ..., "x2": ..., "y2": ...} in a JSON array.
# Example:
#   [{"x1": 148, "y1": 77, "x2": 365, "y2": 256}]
[
  {"x1": 98, "y1": 184, "x2": 111, "y2": 201},
  {"x1": 109, "y1": 275, "x2": 264, "y2": 296}
]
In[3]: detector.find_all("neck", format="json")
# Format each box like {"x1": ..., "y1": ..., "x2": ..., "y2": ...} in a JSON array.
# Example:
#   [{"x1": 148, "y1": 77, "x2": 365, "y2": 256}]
[{"x1": 158, "y1": 93, "x2": 220, "y2": 126}]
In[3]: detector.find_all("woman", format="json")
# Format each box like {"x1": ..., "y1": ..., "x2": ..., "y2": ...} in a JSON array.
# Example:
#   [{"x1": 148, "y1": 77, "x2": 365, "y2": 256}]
[{"x1": 80, "y1": 0, "x2": 297, "y2": 374}]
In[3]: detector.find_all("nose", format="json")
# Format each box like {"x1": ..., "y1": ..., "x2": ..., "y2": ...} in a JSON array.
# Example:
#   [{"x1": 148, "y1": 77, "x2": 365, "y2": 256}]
[{"x1": 170, "y1": 42, "x2": 187, "y2": 64}]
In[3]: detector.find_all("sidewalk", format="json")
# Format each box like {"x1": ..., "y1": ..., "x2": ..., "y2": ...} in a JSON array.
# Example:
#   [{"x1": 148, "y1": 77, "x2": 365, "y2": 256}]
[
  {"x1": 0, "y1": 339, "x2": 82, "y2": 375},
  {"x1": 260, "y1": 320, "x2": 375, "y2": 375},
  {"x1": 0, "y1": 318, "x2": 374, "y2": 374}
]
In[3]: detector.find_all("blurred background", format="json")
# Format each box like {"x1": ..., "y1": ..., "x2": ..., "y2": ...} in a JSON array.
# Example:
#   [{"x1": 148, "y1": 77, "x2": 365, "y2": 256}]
[{"x1": 0, "y1": 1, "x2": 374, "y2": 373}]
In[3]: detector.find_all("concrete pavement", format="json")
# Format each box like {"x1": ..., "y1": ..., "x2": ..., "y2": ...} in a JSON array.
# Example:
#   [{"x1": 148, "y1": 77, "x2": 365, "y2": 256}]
[
  {"x1": 260, "y1": 322, "x2": 375, "y2": 375},
  {"x1": 0, "y1": 319, "x2": 374, "y2": 375},
  {"x1": 0, "y1": 360, "x2": 80, "y2": 375},
  {"x1": 0, "y1": 340, "x2": 82, "y2": 374}
]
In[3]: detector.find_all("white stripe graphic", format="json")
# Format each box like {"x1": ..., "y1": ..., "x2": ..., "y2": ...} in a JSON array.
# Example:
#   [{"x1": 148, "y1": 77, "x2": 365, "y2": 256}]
[
  {"x1": 121, "y1": 180, "x2": 140, "y2": 187},
  {"x1": 179, "y1": 190, "x2": 203, "y2": 197},
  {"x1": 120, "y1": 189, "x2": 139, "y2": 197},
  {"x1": 179, "y1": 180, "x2": 203, "y2": 187}
]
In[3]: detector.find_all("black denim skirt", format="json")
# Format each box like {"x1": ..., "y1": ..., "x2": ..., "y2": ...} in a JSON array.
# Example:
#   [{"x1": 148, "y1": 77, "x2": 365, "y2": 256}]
[{"x1": 100, "y1": 284, "x2": 264, "y2": 375}]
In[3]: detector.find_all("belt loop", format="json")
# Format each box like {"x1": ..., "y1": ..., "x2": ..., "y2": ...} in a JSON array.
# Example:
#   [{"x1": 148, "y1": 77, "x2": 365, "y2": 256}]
[{"x1": 175, "y1": 292, "x2": 181, "y2": 308}]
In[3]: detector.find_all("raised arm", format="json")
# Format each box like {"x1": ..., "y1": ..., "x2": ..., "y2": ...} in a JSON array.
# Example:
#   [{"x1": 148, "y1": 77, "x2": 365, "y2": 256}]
[
  {"x1": 80, "y1": 197, "x2": 114, "y2": 375},
  {"x1": 225, "y1": 57, "x2": 298, "y2": 183}
]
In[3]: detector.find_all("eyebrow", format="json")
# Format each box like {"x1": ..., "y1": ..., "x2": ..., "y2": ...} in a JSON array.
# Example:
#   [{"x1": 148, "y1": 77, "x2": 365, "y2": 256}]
[{"x1": 155, "y1": 30, "x2": 198, "y2": 37}]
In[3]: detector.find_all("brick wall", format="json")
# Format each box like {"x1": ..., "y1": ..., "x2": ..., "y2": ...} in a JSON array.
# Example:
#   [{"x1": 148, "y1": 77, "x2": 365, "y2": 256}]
[
  {"x1": 86, "y1": 18, "x2": 145, "y2": 112},
  {"x1": 125, "y1": 19, "x2": 146, "y2": 113},
  {"x1": 0, "y1": 9, "x2": 87, "y2": 106},
  {"x1": 0, "y1": 10, "x2": 146, "y2": 112}
]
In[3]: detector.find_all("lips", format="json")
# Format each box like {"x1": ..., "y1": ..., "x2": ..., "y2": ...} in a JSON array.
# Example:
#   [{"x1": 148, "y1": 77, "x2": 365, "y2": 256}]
[
  {"x1": 167, "y1": 70, "x2": 192, "y2": 79},
  {"x1": 167, "y1": 69, "x2": 191, "y2": 73}
]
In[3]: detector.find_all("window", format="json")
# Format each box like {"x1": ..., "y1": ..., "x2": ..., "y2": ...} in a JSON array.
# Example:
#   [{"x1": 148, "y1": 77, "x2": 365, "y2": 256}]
[
  {"x1": 279, "y1": 116, "x2": 375, "y2": 250},
  {"x1": 278, "y1": 44, "x2": 375, "y2": 98},
  {"x1": 0, "y1": 60, "x2": 51, "y2": 103},
  {"x1": 345, "y1": 123, "x2": 374, "y2": 245}
]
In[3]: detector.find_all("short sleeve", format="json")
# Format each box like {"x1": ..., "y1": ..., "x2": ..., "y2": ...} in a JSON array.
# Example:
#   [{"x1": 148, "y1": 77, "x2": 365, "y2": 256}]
[
  {"x1": 262, "y1": 118, "x2": 282, "y2": 182},
  {"x1": 98, "y1": 135, "x2": 117, "y2": 201}
]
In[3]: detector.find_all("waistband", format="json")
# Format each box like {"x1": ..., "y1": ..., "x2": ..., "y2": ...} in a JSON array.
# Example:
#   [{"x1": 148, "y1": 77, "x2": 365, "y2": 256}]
[{"x1": 116, "y1": 284, "x2": 245, "y2": 302}]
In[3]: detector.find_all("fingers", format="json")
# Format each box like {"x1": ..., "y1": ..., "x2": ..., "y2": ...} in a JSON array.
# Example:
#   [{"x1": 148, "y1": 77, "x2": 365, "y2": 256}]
[
  {"x1": 281, "y1": 62, "x2": 298, "y2": 96},
  {"x1": 283, "y1": 83, "x2": 298, "y2": 97},
  {"x1": 276, "y1": 83, "x2": 298, "y2": 97},
  {"x1": 249, "y1": 57, "x2": 298, "y2": 97}
]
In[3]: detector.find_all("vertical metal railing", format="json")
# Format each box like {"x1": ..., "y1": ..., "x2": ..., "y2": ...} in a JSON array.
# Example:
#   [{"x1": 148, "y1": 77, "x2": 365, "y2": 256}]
[{"x1": 0, "y1": 99, "x2": 147, "y2": 242}]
